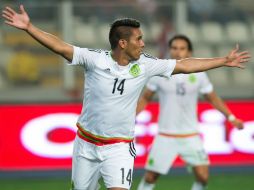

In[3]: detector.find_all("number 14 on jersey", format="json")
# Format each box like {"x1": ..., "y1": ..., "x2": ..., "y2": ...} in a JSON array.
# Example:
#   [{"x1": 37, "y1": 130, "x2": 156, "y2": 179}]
[{"x1": 112, "y1": 78, "x2": 126, "y2": 95}]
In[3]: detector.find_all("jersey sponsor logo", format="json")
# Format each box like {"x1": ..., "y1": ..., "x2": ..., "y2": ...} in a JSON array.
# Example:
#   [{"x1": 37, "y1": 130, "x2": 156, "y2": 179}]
[
  {"x1": 20, "y1": 113, "x2": 78, "y2": 158},
  {"x1": 1, "y1": 103, "x2": 254, "y2": 169},
  {"x1": 129, "y1": 64, "x2": 141, "y2": 77}
]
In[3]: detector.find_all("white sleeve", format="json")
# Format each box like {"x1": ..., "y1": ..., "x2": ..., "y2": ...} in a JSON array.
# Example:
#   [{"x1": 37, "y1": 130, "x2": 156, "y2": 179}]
[
  {"x1": 146, "y1": 77, "x2": 159, "y2": 92},
  {"x1": 68, "y1": 46, "x2": 97, "y2": 70},
  {"x1": 199, "y1": 72, "x2": 214, "y2": 94},
  {"x1": 142, "y1": 54, "x2": 176, "y2": 78}
]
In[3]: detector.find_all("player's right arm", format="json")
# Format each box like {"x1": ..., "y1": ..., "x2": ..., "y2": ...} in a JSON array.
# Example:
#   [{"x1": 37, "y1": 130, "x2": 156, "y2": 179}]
[
  {"x1": 136, "y1": 88, "x2": 155, "y2": 115},
  {"x1": 2, "y1": 5, "x2": 73, "y2": 62}
]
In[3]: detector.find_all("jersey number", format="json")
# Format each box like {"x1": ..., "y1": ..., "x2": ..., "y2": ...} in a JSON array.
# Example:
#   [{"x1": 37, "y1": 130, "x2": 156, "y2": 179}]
[
  {"x1": 120, "y1": 168, "x2": 132, "y2": 185},
  {"x1": 112, "y1": 78, "x2": 126, "y2": 95}
]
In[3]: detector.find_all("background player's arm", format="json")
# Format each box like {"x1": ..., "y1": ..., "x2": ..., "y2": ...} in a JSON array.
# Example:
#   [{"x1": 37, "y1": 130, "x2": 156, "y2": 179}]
[
  {"x1": 2, "y1": 5, "x2": 73, "y2": 62},
  {"x1": 204, "y1": 91, "x2": 244, "y2": 129},
  {"x1": 136, "y1": 89, "x2": 155, "y2": 115},
  {"x1": 172, "y1": 45, "x2": 250, "y2": 74}
]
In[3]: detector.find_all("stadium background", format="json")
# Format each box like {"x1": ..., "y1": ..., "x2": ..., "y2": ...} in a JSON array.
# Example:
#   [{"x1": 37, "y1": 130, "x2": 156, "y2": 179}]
[{"x1": 0, "y1": 0, "x2": 254, "y2": 189}]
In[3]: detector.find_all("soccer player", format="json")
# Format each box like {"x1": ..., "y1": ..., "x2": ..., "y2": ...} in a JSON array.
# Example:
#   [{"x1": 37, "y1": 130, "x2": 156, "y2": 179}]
[
  {"x1": 137, "y1": 35, "x2": 244, "y2": 190},
  {"x1": 2, "y1": 5, "x2": 250, "y2": 190}
]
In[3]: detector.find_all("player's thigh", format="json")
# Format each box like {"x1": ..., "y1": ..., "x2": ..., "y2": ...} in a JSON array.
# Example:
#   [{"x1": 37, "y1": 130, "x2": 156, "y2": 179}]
[
  {"x1": 101, "y1": 142, "x2": 135, "y2": 190},
  {"x1": 145, "y1": 135, "x2": 178, "y2": 175},
  {"x1": 72, "y1": 158, "x2": 101, "y2": 190},
  {"x1": 71, "y1": 136, "x2": 101, "y2": 190},
  {"x1": 179, "y1": 136, "x2": 209, "y2": 166}
]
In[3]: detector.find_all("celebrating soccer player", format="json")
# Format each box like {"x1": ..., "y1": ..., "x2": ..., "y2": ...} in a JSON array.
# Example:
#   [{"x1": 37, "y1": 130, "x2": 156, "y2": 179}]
[{"x1": 2, "y1": 5, "x2": 250, "y2": 190}]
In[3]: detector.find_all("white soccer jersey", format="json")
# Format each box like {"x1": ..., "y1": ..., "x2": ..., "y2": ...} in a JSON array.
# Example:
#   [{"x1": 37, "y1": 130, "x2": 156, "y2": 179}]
[
  {"x1": 147, "y1": 72, "x2": 213, "y2": 135},
  {"x1": 69, "y1": 46, "x2": 176, "y2": 141}
]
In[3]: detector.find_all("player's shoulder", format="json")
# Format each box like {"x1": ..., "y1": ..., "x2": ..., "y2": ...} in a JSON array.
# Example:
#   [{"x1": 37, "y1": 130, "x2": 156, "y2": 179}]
[
  {"x1": 148, "y1": 75, "x2": 167, "y2": 84},
  {"x1": 139, "y1": 52, "x2": 158, "y2": 62},
  {"x1": 196, "y1": 71, "x2": 209, "y2": 78},
  {"x1": 189, "y1": 71, "x2": 207, "y2": 78},
  {"x1": 86, "y1": 48, "x2": 110, "y2": 56},
  {"x1": 188, "y1": 72, "x2": 210, "y2": 84}
]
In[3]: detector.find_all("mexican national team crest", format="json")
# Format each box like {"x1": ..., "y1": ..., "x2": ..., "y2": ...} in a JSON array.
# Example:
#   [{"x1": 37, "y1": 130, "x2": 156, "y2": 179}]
[
  {"x1": 129, "y1": 64, "x2": 141, "y2": 77},
  {"x1": 188, "y1": 74, "x2": 197, "y2": 83}
]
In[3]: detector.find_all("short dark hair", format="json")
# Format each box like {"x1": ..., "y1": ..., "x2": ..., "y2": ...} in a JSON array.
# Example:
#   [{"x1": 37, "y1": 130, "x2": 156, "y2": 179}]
[
  {"x1": 109, "y1": 18, "x2": 140, "y2": 49},
  {"x1": 168, "y1": 35, "x2": 193, "y2": 52}
]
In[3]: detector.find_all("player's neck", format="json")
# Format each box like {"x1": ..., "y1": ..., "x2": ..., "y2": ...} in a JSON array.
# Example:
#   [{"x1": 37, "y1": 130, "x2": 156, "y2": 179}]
[{"x1": 111, "y1": 50, "x2": 131, "y2": 66}]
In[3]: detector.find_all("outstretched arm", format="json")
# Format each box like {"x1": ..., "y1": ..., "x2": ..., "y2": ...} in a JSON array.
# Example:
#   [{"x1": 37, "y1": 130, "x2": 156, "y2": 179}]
[
  {"x1": 136, "y1": 89, "x2": 155, "y2": 115},
  {"x1": 2, "y1": 5, "x2": 73, "y2": 61},
  {"x1": 204, "y1": 91, "x2": 244, "y2": 129},
  {"x1": 173, "y1": 45, "x2": 250, "y2": 74}
]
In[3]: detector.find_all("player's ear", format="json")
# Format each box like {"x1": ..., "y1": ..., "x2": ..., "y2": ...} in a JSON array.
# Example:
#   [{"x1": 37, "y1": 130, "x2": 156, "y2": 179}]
[{"x1": 118, "y1": 39, "x2": 127, "y2": 49}]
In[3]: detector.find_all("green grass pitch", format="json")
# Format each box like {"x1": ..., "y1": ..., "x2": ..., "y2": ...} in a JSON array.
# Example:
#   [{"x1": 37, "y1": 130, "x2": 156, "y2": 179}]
[{"x1": 1, "y1": 173, "x2": 254, "y2": 190}]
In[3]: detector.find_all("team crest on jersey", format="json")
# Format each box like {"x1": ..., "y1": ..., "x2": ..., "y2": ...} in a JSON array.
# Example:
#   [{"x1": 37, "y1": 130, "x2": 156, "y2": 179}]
[
  {"x1": 129, "y1": 64, "x2": 141, "y2": 77},
  {"x1": 188, "y1": 74, "x2": 197, "y2": 83}
]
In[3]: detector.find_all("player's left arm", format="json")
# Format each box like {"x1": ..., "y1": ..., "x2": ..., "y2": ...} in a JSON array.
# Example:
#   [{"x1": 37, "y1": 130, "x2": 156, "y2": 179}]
[
  {"x1": 172, "y1": 45, "x2": 250, "y2": 74},
  {"x1": 204, "y1": 91, "x2": 244, "y2": 129}
]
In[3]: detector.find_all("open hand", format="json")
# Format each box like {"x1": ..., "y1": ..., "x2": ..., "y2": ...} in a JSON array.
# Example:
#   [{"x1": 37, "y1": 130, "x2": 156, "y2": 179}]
[
  {"x1": 2, "y1": 5, "x2": 30, "y2": 30},
  {"x1": 231, "y1": 118, "x2": 244, "y2": 130},
  {"x1": 225, "y1": 44, "x2": 251, "y2": 69}
]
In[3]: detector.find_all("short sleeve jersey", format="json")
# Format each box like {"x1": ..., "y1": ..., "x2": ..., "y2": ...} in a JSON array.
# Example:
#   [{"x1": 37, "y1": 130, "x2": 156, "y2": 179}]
[
  {"x1": 146, "y1": 72, "x2": 213, "y2": 134},
  {"x1": 69, "y1": 46, "x2": 176, "y2": 139}
]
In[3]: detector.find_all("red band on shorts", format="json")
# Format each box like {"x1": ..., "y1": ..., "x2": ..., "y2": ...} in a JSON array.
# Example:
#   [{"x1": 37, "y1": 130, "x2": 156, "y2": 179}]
[{"x1": 76, "y1": 123, "x2": 133, "y2": 146}]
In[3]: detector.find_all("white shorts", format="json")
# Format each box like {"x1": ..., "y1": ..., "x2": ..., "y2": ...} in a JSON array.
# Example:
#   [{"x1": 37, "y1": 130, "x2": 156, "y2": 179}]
[
  {"x1": 145, "y1": 134, "x2": 209, "y2": 175},
  {"x1": 71, "y1": 135, "x2": 136, "y2": 190}
]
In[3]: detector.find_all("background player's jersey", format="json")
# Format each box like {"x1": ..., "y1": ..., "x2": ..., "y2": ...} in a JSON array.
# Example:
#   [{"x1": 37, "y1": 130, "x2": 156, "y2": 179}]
[
  {"x1": 147, "y1": 72, "x2": 213, "y2": 135},
  {"x1": 69, "y1": 46, "x2": 176, "y2": 139}
]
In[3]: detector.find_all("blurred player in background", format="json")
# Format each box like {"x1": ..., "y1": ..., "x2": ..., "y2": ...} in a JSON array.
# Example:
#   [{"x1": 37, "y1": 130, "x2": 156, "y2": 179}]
[
  {"x1": 137, "y1": 35, "x2": 244, "y2": 190},
  {"x1": 2, "y1": 5, "x2": 250, "y2": 190}
]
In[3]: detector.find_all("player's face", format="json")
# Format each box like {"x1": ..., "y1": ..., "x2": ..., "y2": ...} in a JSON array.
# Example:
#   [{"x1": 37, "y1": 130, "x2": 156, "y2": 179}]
[
  {"x1": 169, "y1": 39, "x2": 192, "y2": 59},
  {"x1": 125, "y1": 28, "x2": 145, "y2": 60}
]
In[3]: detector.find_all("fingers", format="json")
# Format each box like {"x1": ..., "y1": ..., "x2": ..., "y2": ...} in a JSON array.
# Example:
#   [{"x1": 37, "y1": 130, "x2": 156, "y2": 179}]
[
  {"x1": 5, "y1": 6, "x2": 16, "y2": 15},
  {"x1": 232, "y1": 119, "x2": 244, "y2": 130},
  {"x1": 239, "y1": 54, "x2": 251, "y2": 63},
  {"x1": 237, "y1": 122, "x2": 244, "y2": 130},
  {"x1": 239, "y1": 58, "x2": 250, "y2": 63},
  {"x1": 235, "y1": 44, "x2": 239, "y2": 51},
  {"x1": 2, "y1": 6, "x2": 15, "y2": 22},
  {"x1": 20, "y1": 4, "x2": 26, "y2": 13},
  {"x1": 238, "y1": 50, "x2": 249, "y2": 56},
  {"x1": 239, "y1": 52, "x2": 251, "y2": 60},
  {"x1": 237, "y1": 51, "x2": 251, "y2": 63},
  {"x1": 4, "y1": 20, "x2": 15, "y2": 27},
  {"x1": 237, "y1": 64, "x2": 245, "y2": 69},
  {"x1": 2, "y1": 10, "x2": 13, "y2": 18},
  {"x1": 2, "y1": 13, "x2": 13, "y2": 22},
  {"x1": 231, "y1": 44, "x2": 239, "y2": 54}
]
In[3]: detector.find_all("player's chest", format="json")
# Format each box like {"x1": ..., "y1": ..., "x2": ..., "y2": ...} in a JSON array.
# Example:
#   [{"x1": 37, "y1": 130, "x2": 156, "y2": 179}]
[
  {"x1": 160, "y1": 74, "x2": 200, "y2": 96},
  {"x1": 86, "y1": 66, "x2": 146, "y2": 97}
]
